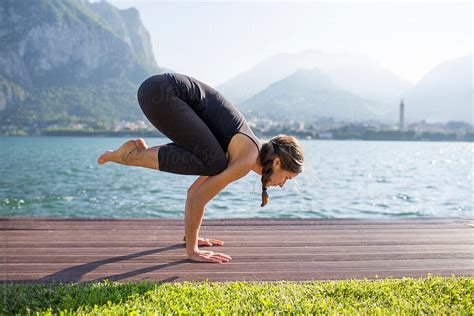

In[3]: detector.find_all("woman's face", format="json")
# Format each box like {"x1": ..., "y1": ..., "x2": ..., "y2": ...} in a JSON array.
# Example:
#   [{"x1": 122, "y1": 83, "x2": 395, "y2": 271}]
[{"x1": 268, "y1": 157, "x2": 298, "y2": 188}]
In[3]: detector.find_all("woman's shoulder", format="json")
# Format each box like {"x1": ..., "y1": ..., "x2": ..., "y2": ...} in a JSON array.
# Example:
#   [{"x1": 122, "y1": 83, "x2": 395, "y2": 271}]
[{"x1": 227, "y1": 133, "x2": 259, "y2": 166}]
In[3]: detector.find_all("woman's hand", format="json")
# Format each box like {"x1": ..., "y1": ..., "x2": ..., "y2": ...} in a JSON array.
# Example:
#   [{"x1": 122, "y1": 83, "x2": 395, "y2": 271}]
[
  {"x1": 188, "y1": 249, "x2": 232, "y2": 263},
  {"x1": 183, "y1": 236, "x2": 224, "y2": 247}
]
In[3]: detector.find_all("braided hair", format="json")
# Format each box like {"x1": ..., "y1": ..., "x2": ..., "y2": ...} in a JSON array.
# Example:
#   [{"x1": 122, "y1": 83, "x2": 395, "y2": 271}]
[{"x1": 259, "y1": 134, "x2": 304, "y2": 207}]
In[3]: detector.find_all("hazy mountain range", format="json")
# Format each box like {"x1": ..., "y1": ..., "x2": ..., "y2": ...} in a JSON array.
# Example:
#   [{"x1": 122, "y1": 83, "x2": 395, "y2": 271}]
[
  {"x1": 218, "y1": 50, "x2": 472, "y2": 123},
  {"x1": 239, "y1": 68, "x2": 386, "y2": 122},
  {"x1": 403, "y1": 54, "x2": 472, "y2": 122},
  {"x1": 217, "y1": 50, "x2": 412, "y2": 107}
]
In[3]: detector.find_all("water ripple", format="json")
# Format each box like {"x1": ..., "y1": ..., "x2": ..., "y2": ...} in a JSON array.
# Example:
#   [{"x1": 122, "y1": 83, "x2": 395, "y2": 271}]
[{"x1": 1, "y1": 137, "x2": 472, "y2": 219}]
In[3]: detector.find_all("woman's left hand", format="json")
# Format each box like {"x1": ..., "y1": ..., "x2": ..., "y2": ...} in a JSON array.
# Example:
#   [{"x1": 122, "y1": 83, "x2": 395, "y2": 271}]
[{"x1": 183, "y1": 236, "x2": 224, "y2": 247}]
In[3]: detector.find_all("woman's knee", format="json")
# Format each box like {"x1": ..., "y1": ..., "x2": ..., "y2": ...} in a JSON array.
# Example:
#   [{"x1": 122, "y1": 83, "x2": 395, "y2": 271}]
[{"x1": 137, "y1": 74, "x2": 174, "y2": 109}]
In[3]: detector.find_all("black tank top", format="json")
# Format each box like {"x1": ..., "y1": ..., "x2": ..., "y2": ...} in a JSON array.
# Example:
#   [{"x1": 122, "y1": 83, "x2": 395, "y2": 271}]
[{"x1": 164, "y1": 72, "x2": 262, "y2": 154}]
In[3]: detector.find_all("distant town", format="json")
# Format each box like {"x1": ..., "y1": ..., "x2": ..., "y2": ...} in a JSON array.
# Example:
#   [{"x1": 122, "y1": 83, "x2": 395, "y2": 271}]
[
  {"x1": 38, "y1": 118, "x2": 473, "y2": 142},
  {"x1": 4, "y1": 99, "x2": 473, "y2": 142}
]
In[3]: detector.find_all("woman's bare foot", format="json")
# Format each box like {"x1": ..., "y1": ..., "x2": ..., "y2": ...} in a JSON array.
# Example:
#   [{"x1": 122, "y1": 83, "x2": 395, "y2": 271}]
[{"x1": 97, "y1": 138, "x2": 148, "y2": 165}]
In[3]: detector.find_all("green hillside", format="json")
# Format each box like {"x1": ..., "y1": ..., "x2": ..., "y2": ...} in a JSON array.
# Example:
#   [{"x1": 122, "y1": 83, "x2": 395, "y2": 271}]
[{"x1": 0, "y1": 0, "x2": 160, "y2": 135}]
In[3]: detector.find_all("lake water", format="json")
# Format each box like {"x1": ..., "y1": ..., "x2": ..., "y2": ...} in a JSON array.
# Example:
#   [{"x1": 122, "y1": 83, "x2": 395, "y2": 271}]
[{"x1": 1, "y1": 136, "x2": 472, "y2": 219}]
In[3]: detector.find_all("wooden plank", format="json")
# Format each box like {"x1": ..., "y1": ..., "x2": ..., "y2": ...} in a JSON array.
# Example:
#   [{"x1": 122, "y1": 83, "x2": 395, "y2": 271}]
[
  {"x1": 4, "y1": 233, "x2": 471, "y2": 243},
  {"x1": 4, "y1": 252, "x2": 473, "y2": 264},
  {"x1": 4, "y1": 240, "x2": 470, "y2": 247},
  {"x1": 2, "y1": 217, "x2": 465, "y2": 222},
  {"x1": 3, "y1": 228, "x2": 471, "y2": 237},
  {"x1": 4, "y1": 258, "x2": 473, "y2": 273},
  {"x1": 4, "y1": 244, "x2": 473, "y2": 255},
  {"x1": 1, "y1": 217, "x2": 470, "y2": 229},
  {"x1": 2, "y1": 225, "x2": 471, "y2": 232}
]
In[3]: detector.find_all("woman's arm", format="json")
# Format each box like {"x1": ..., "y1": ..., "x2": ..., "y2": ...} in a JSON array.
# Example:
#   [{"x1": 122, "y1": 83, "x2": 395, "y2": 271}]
[
  {"x1": 184, "y1": 175, "x2": 225, "y2": 246},
  {"x1": 185, "y1": 162, "x2": 251, "y2": 261}
]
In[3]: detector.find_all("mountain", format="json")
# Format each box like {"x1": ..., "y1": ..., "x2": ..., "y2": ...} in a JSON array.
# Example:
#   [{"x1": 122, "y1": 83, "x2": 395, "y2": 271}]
[
  {"x1": 0, "y1": 0, "x2": 161, "y2": 135},
  {"x1": 217, "y1": 49, "x2": 412, "y2": 106},
  {"x1": 403, "y1": 54, "x2": 473, "y2": 123},
  {"x1": 239, "y1": 68, "x2": 386, "y2": 122}
]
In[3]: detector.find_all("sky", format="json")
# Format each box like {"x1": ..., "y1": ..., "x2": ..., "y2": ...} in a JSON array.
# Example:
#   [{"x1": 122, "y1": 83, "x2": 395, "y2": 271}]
[{"x1": 106, "y1": 0, "x2": 472, "y2": 86}]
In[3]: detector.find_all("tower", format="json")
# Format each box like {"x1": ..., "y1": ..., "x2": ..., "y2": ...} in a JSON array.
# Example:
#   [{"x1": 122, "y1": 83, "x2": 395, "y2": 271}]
[{"x1": 399, "y1": 99, "x2": 405, "y2": 131}]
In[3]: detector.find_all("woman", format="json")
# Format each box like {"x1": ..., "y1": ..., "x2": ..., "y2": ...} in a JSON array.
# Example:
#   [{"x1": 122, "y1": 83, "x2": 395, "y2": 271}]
[{"x1": 97, "y1": 73, "x2": 304, "y2": 263}]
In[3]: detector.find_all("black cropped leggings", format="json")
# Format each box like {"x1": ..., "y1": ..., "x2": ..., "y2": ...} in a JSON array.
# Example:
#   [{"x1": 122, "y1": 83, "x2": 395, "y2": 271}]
[{"x1": 137, "y1": 74, "x2": 228, "y2": 176}]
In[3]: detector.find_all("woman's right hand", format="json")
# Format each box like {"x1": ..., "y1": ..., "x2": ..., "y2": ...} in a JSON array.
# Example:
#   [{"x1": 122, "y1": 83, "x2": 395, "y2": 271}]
[{"x1": 188, "y1": 249, "x2": 232, "y2": 263}]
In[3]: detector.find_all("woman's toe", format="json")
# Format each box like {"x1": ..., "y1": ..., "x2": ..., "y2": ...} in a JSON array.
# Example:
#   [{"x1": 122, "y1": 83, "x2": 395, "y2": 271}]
[
  {"x1": 135, "y1": 138, "x2": 148, "y2": 150},
  {"x1": 97, "y1": 150, "x2": 114, "y2": 164}
]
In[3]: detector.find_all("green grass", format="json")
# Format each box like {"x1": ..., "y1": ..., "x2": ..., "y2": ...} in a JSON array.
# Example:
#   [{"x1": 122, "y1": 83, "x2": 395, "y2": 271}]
[{"x1": 1, "y1": 276, "x2": 472, "y2": 315}]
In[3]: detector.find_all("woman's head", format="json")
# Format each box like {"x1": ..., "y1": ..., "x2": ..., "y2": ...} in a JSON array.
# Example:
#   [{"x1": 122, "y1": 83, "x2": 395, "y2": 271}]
[{"x1": 259, "y1": 134, "x2": 304, "y2": 207}]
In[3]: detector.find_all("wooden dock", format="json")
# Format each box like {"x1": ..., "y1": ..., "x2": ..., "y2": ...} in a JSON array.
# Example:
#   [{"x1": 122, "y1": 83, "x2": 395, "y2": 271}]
[{"x1": 1, "y1": 217, "x2": 473, "y2": 284}]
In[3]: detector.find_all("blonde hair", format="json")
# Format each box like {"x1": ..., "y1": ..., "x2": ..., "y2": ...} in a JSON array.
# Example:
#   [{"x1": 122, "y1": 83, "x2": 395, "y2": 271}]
[{"x1": 259, "y1": 134, "x2": 304, "y2": 207}]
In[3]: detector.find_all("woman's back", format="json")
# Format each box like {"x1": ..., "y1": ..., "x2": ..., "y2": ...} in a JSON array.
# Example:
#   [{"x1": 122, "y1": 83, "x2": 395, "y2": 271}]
[{"x1": 164, "y1": 73, "x2": 261, "y2": 154}]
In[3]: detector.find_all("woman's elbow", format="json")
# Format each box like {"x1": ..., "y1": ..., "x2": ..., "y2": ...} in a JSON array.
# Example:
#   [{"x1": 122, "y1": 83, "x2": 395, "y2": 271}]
[
  {"x1": 205, "y1": 156, "x2": 228, "y2": 176},
  {"x1": 186, "y1": 192, "x2": 206, "y2": 209}
]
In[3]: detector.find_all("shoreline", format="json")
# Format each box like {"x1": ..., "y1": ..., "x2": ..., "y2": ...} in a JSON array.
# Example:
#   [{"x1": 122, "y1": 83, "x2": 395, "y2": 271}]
[{"x1": 1, "y1": 132, "x2": 472, "y2": 142}]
